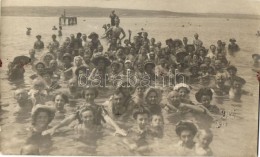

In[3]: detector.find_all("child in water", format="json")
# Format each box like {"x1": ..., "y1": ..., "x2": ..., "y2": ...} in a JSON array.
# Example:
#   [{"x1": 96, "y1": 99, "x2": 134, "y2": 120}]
[
  {"x1": 28, "y1": 79, "x2": 48, "y2": 105},
  {"x1": 148, "y1": 113, "x2": 164, "y2": 138},
  {"x1": 195, "y1": 129, "x2": 213, "y2": 156}
]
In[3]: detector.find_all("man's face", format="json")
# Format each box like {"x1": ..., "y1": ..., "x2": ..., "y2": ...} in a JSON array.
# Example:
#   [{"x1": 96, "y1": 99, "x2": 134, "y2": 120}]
[
  {"x1": 112, "y1": 93, "x2": 124, "y2": 106},
  {"x1": 151, "y1": 115, "x2": 163, "y2": 127},
  {"x1": 136, "y1": 114, "x2": 148, "y2": 129},
  {"x1": 180, "y1": 130, "x2": 194, "y2": 146},
  {"x1": 82, "y1": 110, "x2": 94, "y2": 125}
]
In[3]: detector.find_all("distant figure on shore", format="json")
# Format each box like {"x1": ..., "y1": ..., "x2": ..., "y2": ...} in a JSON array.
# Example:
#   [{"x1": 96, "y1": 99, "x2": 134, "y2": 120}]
[
  {"x1": 26, "y1": 28, "x2": 31, "y2": 35},
  {"x1": 109, "y1": 10, "x2": 118, "y2": 26},
  {"x1": 34, "y1": 35, "x2": 44, "y2": 50},
  {"x1": 52, "y1": 26, "x2": 57, "y2": 30}
]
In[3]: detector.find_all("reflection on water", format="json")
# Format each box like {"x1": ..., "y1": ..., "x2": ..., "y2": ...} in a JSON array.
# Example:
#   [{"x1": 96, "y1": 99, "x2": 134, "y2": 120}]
[{"x1": 0, "y1": 16, "x2": 259, "y2": 156}]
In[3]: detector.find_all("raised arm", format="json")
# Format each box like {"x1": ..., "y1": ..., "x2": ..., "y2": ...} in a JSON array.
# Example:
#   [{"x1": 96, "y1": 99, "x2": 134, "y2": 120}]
[{"x1": 42, "y1": 113, "x2": 77, "y2": 135}]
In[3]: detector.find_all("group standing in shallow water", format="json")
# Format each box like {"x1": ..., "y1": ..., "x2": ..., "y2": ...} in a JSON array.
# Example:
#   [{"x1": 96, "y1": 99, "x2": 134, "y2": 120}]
[{"x1": 4, "y1": 10, "x2": 257, "y2": 156}]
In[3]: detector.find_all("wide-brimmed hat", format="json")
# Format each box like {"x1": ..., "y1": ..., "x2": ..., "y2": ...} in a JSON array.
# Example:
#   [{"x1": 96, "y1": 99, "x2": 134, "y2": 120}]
[
  {"x1": 176, "y1": 120, "x2": 198, "y2": 136},
  {"x1": 226, "y1": 65, "x2": 237, "y2": 72},
  {"x1": 229, "y1": 38, "x2": 236, "y2": 42},
  {"x1": 91, "y1": 53, "x2": 111, "y2": 66},
  {"x1": 143, "y1": 60, "x2": 155, "y2": 70},
  {"x1": 36, "y1": 35, "x2": 41, "y2": 38},
  {"x1": 165, "y1": 38, "x2": 173, "y2": 45},
  {"x1": 173, "y1": 83, "x2": 191, "y2": 92},
  {"x1": 62, "y1": 53, "x2": 72, "y2": 61},
  {"x1": 186, "y1": 44, "x2": 195, "y2": 51},
  {"x1": 173, "y1": 39, "x2": 183, "y2": 46},
  {"x1": 88, "y1": 32, "x2": 99, "y2": 39},
  {"x1": 195, "y1": 88, "x2": 213, "y2": 103},
  {"x1": 200, "y1": 64, "x2": 207, "y2": 69}
]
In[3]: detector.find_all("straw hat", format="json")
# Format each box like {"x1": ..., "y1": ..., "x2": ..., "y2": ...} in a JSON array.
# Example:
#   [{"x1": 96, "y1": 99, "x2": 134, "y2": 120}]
[{"x1": 91, "y1": 53, "x2": 111, "y2": 67}]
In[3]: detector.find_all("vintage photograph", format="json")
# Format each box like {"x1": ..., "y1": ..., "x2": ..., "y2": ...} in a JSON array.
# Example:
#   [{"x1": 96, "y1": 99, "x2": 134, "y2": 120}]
[{"x1": 0, "y1": 0, "x2": 260, "y2": 156}]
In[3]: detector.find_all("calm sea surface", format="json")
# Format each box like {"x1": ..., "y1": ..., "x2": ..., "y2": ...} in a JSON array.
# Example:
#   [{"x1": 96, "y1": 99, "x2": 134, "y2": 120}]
[{"x1": 0, "y1": 16, "x2": 259, "y2": 156}]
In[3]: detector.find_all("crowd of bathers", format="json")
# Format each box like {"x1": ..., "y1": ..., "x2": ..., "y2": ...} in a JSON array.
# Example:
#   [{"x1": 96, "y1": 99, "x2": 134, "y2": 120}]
[{"x1": 5, "y1": 11, "x2": 257, "y2": 156}]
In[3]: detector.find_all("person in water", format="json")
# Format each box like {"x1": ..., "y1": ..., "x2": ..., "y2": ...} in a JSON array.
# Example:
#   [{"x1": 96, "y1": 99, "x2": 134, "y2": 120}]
[
  {"x1": 122, "y1": 106, "x2": 151, "y2": 153},
  {"x1": 34, "y1": 35, "x2": 44, "y2": 50},
  {"x1": 14, "y1": 89, "x2": 33, "y2": 115},
  {"x1": 52, "y1": 93, "x2": 69, "y2": 119},
  {"x1": 43, "y1": 87, "x2": 127, "y2": 136},
  {"x1": 229, "y1": 76, "x2": 251, "y2": 102},
  {"x1": 147, "y1": 113, "x2": 164, "y2": 139},
  {"x1": 24, "y1": 105, "x2": 55, "y2": 154},
  {"x1": 175, "y1": 120, "x2": 198, "y2": 155},
  {"x1": 194, "y1": 129, "x2": 214, "y2": 156},
  {"x1": 28, "y1": 79, "x2": 48, "y2": 105},
  {"x1": 228, "y1": 38, "x2": 240, "y2": 53},
  {"x1": 26, "y1": 28, "x2": 31, "y2": 35}
]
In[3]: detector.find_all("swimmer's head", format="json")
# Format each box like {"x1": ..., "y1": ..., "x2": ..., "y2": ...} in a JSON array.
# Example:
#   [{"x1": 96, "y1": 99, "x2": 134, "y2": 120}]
[
  {"x1": 210, "y1": 45, "x2": 216, "y2": 52},
  {"x1": 151, "y1": 114, "x2": 163, "y2": 127},
  {"x1": 53, "y1": 93, "x2": 69, "y2": 111},
  {"x1": 14, "y1": 89, "x2": 29, "y2": 104},
  {"x1": 52, "y1": 34, "x2": 56, "y2": 39},
  {"x1": 176, "y1": 121, "x2": 197, "y2": 146},
  {"x1": 197, "y1": 129, "x2": 213, "y2": 149},
  {"x1": 143, "y1": 32, "x2": 148, "y2": 38},
  {"x1": 20, "y1": 144, "x2": 40, "y2": 155},
  {"x1": 80, "y1": 107, "x2": 95, "y2": 125},
  {"x1": 194, "y1": 33, "x2": 199, "y2": 38},
  {"x1": 132, "y1": 106, "x2": 150, "y2": 129},
  {"x1": 29, "y1": 49, "x2": 36, "y2": 56},
  {"x1": 167, "y1": 91, "x2": 180, "y2": 107},
  {"x1": 144, "y1": 88, "x2": 161, "y2": 106},
  {"x1": 82, "y1": 87, "x2": 99, "y2": 102}
]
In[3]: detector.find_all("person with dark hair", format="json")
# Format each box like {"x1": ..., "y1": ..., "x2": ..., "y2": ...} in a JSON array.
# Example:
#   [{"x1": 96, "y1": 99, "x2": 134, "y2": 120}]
[
  {"x1": 228, "y1": 38, "x2": 240, "y2": 54},
  {"x1": 175, "y1": 120, "x2": 197, "y2": 155},
  {"x1": 109, "y1": 10, "x2": 118, "y2": 26},
  {"x1": 122, "y1": 106, "x2": 151, "y2": 153},
  {"x1": 48, "y1": 34, "x2": 59, "y2": 51},
  {"x1": 34, "y1": 35, "x2": 44, "y2": 50},
  {"x1": 104, "y1": 18, "x2": 126, "y2": 44},
  {"x1": 52, "y1": 93, "x2": 69, "y2": 119}
]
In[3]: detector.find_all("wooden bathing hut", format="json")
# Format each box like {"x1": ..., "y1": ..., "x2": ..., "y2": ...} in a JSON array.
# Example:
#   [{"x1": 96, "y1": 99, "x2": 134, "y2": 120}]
[{"x1": 59, "y1": 10, "x2": 78, "y2": 25}]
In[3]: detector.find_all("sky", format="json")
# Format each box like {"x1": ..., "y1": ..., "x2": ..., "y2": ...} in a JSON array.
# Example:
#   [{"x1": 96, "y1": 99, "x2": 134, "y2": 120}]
[{"x1": 1, "y1": 0, "x2": 260, "y2": 15}]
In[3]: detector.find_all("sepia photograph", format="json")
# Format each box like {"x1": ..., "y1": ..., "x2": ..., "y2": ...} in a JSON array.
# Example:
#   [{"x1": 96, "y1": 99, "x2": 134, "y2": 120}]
[{"x1": 0, "y1": 0, "x2": 260, "y2": 156}]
